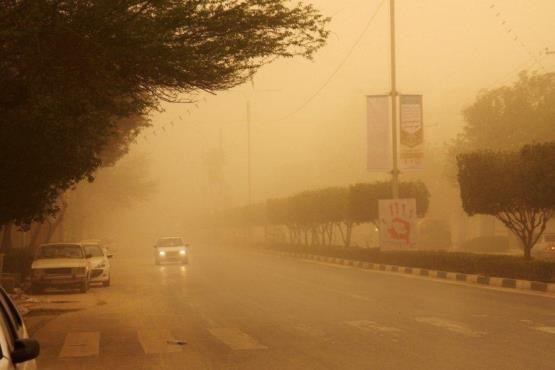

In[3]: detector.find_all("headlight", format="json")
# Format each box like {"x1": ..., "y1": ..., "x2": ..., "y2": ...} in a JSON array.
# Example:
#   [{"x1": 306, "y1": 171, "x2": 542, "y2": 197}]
[
  {"x1": 179, "y1": 250, "x2": 186, "y2": 256},
  {"x1": 159, "y1": 251, "x2": 166, "y2": 257}
]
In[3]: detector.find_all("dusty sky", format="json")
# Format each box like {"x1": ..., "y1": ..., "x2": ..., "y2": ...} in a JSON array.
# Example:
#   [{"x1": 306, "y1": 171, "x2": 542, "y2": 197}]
[{"x1": 109, "y1": 0, "x2": 555, "y2": 236}]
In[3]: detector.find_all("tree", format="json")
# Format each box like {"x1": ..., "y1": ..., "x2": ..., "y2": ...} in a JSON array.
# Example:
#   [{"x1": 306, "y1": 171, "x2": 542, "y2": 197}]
[
  {"x1": 457, "y1": 143, "x2": 555, "y2": 259},
  {"x1": 349, "y1": 181, "x2": 430, "y2": 227},
  {"x1": 0, "y1": 0, "x2": 330, "y2": 227},
  {"x1": 260, "y1": 182, "x2": 429, "y2": 248},
  {"x1": 63, "y1": 153, "x2": 157, "y2": 241},
  {"x1": 448, "y1": 72, "x2": 555, "y2": 180}
]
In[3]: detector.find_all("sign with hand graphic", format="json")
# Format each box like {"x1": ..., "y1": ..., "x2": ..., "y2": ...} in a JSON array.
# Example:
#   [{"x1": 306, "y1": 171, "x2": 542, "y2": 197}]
[{"x1": 378, "y1": 198, "x2": 417, "y2": 248}]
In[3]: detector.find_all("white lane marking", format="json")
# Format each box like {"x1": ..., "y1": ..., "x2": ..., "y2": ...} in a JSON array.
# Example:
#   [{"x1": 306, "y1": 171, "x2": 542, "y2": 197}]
[
  {"x1": 59, "y1": 332, "x2": 100, "y2": 358},
  {"x1": 294, "y1": 324, "x2": 327, "y2": 338},
  {"x1": 535, "y1": 326, "x2": 555, "y2": 334},
  {"x1": 415, "y1": 317, "x2": 485, "y2": 338},
  {"x1": 137, "y1": 327, "x2": 183, "y2": 354},
  {"x1": 208, "y1": 328, "x2": 267, "y2": 350},
  {"x1": 346, "y1": 320, "x2": 402, "y2": 334}
]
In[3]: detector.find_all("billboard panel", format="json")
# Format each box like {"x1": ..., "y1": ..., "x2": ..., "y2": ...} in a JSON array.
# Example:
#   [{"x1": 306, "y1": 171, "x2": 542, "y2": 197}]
[
  {"x1": 399, "y1": 95, "x2": 424, "y2": 170},
  {"x1": 378, "y1": 198, "x2": 418, "y2": 249},
  {"x1": 367, "y1": 95, "x2": 391, "y2": 171}
]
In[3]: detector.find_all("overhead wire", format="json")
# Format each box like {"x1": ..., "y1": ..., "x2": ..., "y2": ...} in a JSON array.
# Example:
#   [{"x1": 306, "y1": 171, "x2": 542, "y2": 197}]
[
  {"x1": 265, "y1": 0, "x2": 387, "y2": 124},
  {"x1": 487, "y1": 3, "x2": 547, "y2": 73}
]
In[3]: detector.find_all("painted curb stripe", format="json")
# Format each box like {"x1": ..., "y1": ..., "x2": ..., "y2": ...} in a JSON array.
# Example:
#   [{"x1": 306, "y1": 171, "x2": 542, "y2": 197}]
[
  {"x1": 456, "y1": 273, "x2": 467, "y2": 281},
  {"x1": 278, "y1": 250, "x2": 555, "y2": 294}
]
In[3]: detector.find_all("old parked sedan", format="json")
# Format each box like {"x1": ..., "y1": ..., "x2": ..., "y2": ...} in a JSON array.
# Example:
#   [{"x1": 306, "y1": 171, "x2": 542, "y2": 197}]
[{"x1": 30, "y1": 243, "x2": 91, "y2": 294}]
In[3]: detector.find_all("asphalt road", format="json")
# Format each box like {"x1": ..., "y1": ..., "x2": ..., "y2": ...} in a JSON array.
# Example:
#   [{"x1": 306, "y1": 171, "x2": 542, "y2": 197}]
[{"x1": 27, "y1": 243, "x2": 555, "y2": 370}]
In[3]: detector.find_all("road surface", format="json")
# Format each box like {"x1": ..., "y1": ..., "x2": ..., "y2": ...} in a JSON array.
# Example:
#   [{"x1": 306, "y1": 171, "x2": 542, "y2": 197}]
[{"x1": 27, "y1": 243, "x2": 555, "y2": 369}]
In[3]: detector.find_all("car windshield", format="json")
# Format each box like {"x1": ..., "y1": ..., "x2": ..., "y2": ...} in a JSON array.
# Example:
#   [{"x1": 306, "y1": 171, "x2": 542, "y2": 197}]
[
  {"x1": 84, "y1": 245, "x2": 104, "y2": 257},
  {"x1": 157, "y1": 238, "x2": 184, "y2": 247},
  {"x1": 36, "y1": 245, "x2": 84, "y2": 259}
]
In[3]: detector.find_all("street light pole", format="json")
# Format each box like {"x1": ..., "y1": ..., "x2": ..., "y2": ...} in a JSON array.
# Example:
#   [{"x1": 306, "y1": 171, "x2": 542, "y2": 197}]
[
  {"x1": 246, "y1": 99, "x2": 252, "y2": 205},
  {"x1": 390, "y1": 0, "x2": 400, "y2": 199}
]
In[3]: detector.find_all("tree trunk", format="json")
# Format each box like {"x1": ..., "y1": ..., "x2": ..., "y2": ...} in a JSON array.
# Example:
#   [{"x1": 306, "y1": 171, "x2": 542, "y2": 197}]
[
  {"x1": 524, "y1": 244, "x2": 532, "y2": 260},
  {"x1": 337, "y1": 222, "x2": 353, "y2": 248},
  {"x1": 496, "y1": 209, "x2": 553, "y2": 260},
  {"x1": 0, "y1": 223, "x2": 13, "y2": 251},
  {"x1": 29, "y1": 223, "x2": 44, "y2": 247}
]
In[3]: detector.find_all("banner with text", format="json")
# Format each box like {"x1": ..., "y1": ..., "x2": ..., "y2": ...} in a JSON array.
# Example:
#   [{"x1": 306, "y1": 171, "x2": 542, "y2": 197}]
[
  {"x1": 378, "y1": 198, "x2": 418, "y2": 249},
  {"x1": 367, "y1": 95, "x2": 391, "y2": 171},
  {"x1": 399, "y1": 95, "x2": 424, "y2": 170}
]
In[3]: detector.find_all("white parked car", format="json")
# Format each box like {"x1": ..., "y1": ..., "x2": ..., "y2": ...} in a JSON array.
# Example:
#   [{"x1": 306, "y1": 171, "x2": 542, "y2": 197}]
[
  {"x1": 30, "y1": 243, "x2": 91, "y2": 294},
  {"x1": 154, "y1": 237, "x2": 189, "y2": 265},
  {"x1": 0, "y1": 287, "x2": 39, "y2": 369},
  {"x1": 82, "y1": 242, "x2": 111, "y2": 287}
]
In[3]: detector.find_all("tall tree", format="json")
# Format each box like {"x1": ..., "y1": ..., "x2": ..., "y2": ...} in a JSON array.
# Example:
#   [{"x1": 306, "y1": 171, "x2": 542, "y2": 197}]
[
  {"x1": 0, "y1": 0, "x2": 330, "y2": 227},
  {"x1": 457, "y1": 143, "x2": 555, "y2": 259},
  {"x1": 447, "y1": 72, "x2": 555, "y2": 182}
]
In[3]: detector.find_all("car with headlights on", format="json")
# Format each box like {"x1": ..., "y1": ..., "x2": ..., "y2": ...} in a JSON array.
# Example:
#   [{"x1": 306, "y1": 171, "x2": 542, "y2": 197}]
[
  {"x1": 532, "y1": 232, "x2": 555, "y2": 261},
  {"x1": 30, "y1": 243, "x2": 91, "y2": 294},
  {"x1": 0, "y1": 287, "x2": 39, "y2": 369},
  {"x1": 154, "y1": 237, "x2": 189, "y2": 265},
  {"x1": 82, "y1": 242, "x2": 111, "y2": 287}
]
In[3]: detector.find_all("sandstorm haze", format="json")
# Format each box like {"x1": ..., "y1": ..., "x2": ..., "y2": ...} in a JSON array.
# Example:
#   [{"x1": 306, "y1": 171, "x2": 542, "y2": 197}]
[
  {"x1": 4, "y1": 2, "x2": 555, "y2": 369},
  {"x1": 71, "y1": 0, "x2": 555, "y2": 247}
]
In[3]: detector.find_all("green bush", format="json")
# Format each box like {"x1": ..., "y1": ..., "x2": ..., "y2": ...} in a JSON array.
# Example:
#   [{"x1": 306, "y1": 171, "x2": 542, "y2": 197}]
[
  {"x1": 459, "y1": 235, "x2": 510, "y2": 254},
  {"x1": 267, "y1": 243, "x2": 555, "y2": 282}
]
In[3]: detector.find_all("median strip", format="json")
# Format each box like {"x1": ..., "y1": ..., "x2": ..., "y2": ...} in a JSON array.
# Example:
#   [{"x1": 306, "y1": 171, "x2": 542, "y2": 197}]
[{"x1": 275, "y1": 251, "x2": 555, "y2": 295}]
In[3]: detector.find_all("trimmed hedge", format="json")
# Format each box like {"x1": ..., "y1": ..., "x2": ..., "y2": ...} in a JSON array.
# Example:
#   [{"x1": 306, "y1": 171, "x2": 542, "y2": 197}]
[{"x1": 266, "y1": 243, "x2": 555, "y2": 283}]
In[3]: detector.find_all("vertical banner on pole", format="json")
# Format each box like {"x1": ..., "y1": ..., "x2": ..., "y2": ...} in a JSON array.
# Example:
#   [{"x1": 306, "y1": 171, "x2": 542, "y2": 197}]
[
  {"x1": 367, "y1": 95, "x2": 391, "y2": 171},
  {"x1": 399, "y1": 95, "x2": 424, "y2": 170}
]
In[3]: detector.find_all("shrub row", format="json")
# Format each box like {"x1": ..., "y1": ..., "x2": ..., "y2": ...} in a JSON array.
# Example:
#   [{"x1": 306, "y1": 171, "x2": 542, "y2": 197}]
[
  {"x1": 214, "y1": 180, "x2": 429, "y2": 248},
  {"x1": 266, "y1": 243, "x2": 555, "y2": 282}
]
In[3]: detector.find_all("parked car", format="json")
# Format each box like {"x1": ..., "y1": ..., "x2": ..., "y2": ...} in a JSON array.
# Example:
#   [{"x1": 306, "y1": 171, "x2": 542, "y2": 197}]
[
  {"x1": 532, "y1": 233, "x2": 555, "y2": 261},
  {"x1": 0, "y1": 287, "x2": 39, "y2": 369},
  {"x1": 154, "y1": 237, "x2": 189, "y2": 265},
  {"x1": 30, "y1": 243, "x2": 91, "y2": 294},
  {"x1": 82, "y1": 241, "x2": 111, "y2": 287},
  {"x1": 81, "y1": 239, "x2": 114, "y2": 259}
]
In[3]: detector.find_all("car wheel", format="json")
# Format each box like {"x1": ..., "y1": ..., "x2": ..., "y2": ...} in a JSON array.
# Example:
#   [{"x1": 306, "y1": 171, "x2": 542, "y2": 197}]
[
  {"x1": 103, "y1": 276, "x2": 110, "y2": 287},
  {"x1": 80, "y1": 280, "x2": 89, "y2": 293},
  {"x1": 31, "y1": 284, "x2": 42, "y2": 295}
]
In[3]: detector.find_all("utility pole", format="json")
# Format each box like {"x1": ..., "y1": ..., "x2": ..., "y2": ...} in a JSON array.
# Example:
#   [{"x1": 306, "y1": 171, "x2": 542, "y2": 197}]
[
  {"x1": 390, "y1": 0, "x2": 400, "y2": 199},
  {"x1": 246, "y1": 100, "x2": 252, "y2": 205}
]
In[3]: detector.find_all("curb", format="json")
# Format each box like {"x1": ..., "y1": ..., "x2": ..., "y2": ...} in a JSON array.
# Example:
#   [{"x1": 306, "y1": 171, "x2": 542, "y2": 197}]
[{"x1": 274, "y1": 250, "x2": 555, "y2": 294}]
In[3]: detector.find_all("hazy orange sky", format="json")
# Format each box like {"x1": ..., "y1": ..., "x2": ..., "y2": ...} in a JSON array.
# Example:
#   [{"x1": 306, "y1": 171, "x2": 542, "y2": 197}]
[{"x1": 109, "y1": 0, "x2": 555, "y2": 230}]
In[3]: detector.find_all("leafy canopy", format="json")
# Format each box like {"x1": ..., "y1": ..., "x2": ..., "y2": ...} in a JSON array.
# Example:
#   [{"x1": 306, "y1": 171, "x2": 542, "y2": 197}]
[
  {"x1": 457, "y1": 143, "x2": 555, "y2": 258},
  {"x1": 0, "y1": 0, "x2": 330, "y2": 226}
]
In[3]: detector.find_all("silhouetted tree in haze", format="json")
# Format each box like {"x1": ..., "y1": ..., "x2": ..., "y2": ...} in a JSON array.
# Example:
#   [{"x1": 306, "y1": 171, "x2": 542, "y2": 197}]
[{"x1": 0, "y1": 0, "x2": 330, "y2": 229}]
